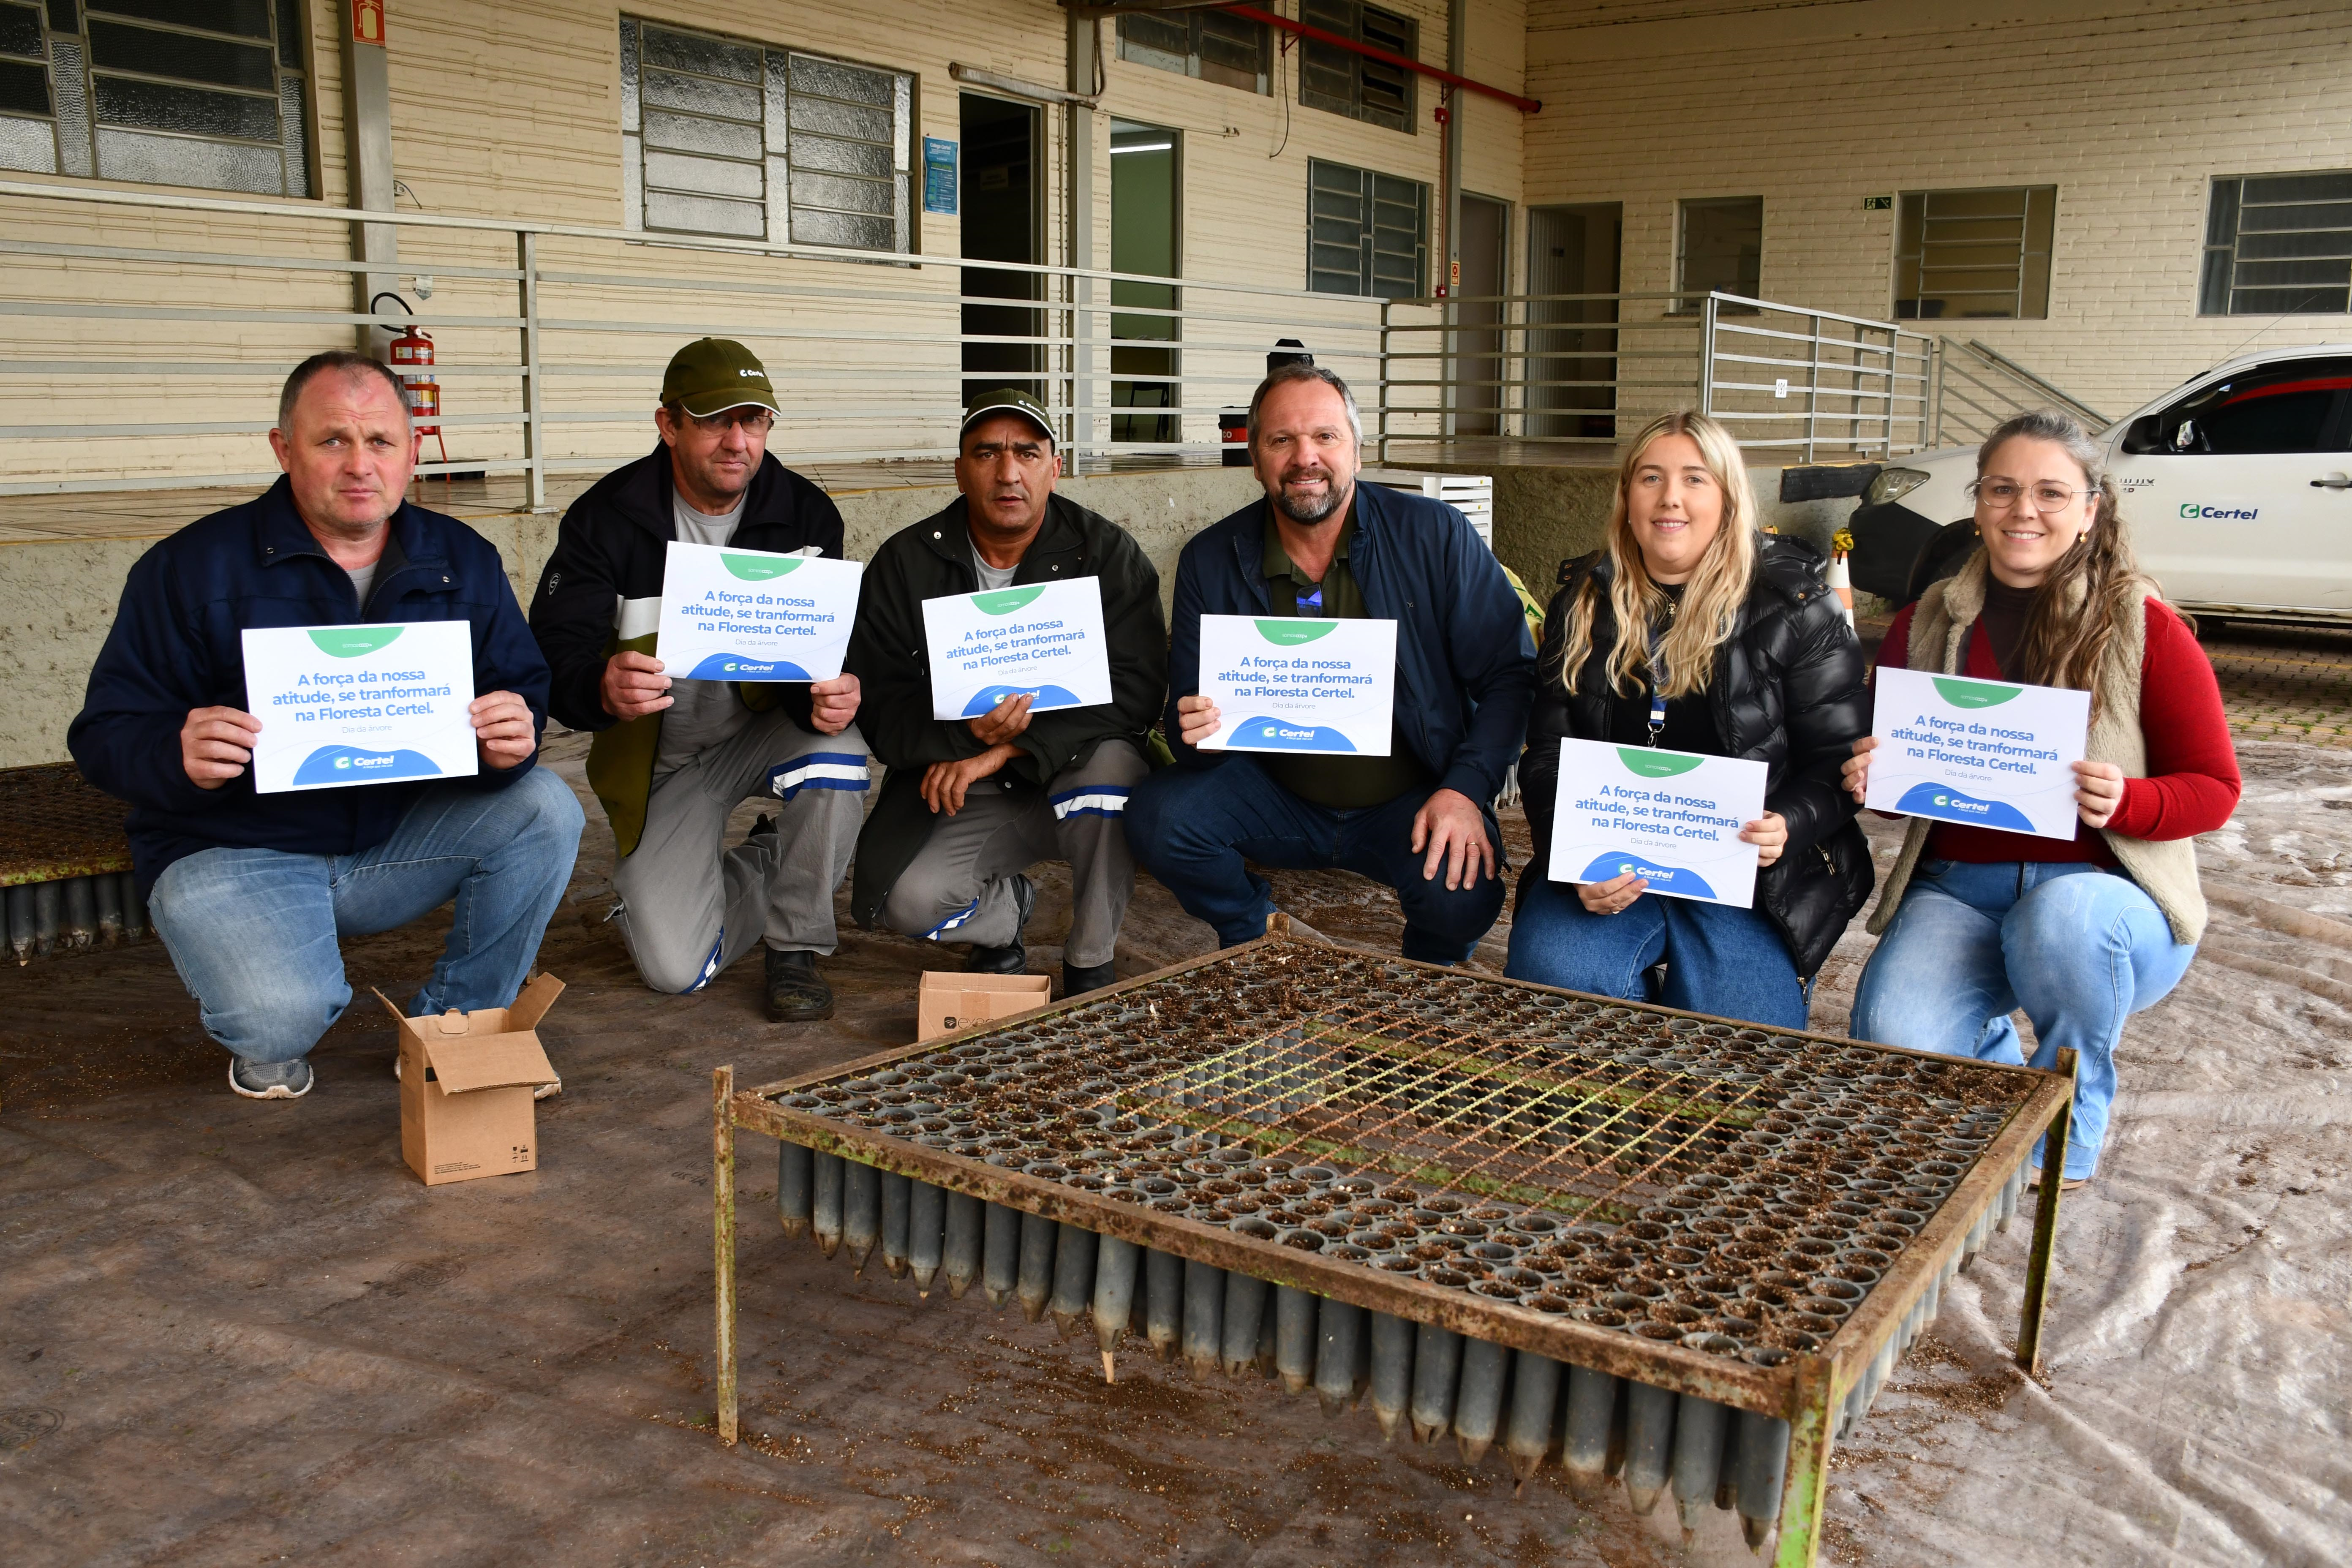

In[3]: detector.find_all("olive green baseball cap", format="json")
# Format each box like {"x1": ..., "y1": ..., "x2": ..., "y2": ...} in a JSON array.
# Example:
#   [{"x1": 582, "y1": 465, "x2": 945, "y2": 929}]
[
  {"x1": 960, "y1": 387, "x2": 1055, "y2": 446},
  {"x1": 660, "y1": 338, "x2": 781, "y2": 418}
]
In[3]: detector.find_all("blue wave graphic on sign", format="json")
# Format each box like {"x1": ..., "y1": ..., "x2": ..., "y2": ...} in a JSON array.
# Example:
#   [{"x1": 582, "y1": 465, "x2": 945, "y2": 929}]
[
  {"x1": 686, "y1": 653, "x2": 813, "y2": 681},
  {"x1": 1893, "y1": 781, "x2": 2034, "y2": 832},
  {"x1": 293, "y1": 745, "x2": 444, "y2": 786},
  {"x1": 1576, "y1": 852, "x2": 1718, "y2": 900},
  {"x1": 1234, "y1": 717, "x2": 1358, "y2": 752},
  {"x1": 961, "y1": 683, "x2": 1082, "y2": 716}
]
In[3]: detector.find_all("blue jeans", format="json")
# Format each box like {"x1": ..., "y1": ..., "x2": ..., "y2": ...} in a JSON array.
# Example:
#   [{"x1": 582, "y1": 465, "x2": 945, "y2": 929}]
[
  {"x1": 1503, "y1": 874, "x2": 1809, "y2": 1028},
  {"x1": 148, "y1": 769, "x2": 583, "y2": 1065},
  {"x1": 1851, "y1": 859, "x2": 2196, "y2": 1180},
  {"x1": 1124, "y1": 757, "x2": 1505, "y2": 964}
]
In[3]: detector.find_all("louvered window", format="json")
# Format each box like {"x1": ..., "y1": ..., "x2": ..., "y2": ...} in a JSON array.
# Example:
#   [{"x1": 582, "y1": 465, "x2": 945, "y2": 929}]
[
  {"x1": 1307, "y1": 157, "x2": 1427, "y2": 299},
  {"x1": 0, "y1": 0, "x2": 314, "y2": 196},
  {"x1": 1298, "y1": 0, "x2": 1416, "y2": 135},
  {"x1": 621, "y1": 16, "x2": 913, "y2": 253},
  {"x1": 2201, "y1": 172, "x2": 2352, "y2": 317}
]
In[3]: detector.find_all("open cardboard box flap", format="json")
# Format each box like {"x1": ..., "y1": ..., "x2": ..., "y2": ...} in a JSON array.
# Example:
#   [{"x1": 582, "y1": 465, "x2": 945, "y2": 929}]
[{"x1": 423, "y1": 1032, "x2": 558, "y2": 1094}]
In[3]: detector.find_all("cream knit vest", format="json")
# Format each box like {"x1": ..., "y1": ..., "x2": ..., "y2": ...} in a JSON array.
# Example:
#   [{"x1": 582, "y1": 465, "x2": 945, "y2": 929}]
[{"x1": 1865, "y1": 556, "x2": 2207, "y2": 944}]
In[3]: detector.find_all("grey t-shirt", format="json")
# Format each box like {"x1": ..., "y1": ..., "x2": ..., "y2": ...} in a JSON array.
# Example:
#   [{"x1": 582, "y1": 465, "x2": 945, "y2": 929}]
[
  {"x1": 656, "y1": 490, "x2": 753, "y2": 779},
  {"x1": 345, "y1": 558, "x2": 378, "y2": 610},
  {"x1": 970, "y1": 531, "x2": 1018, "y2": 592}
]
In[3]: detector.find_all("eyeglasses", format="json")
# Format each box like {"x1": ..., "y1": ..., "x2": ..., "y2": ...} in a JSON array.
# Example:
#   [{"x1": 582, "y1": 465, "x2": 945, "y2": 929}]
[
  {"x1": 1968, "y1": 479, "x2": 2096, "y2": 512},
  {"x1": 682, "y1": 407, "x2": 776, "y2": 436}
]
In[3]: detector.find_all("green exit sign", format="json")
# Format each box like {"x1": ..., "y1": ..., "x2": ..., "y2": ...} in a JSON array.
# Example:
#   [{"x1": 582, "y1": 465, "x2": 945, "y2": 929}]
[{"x1": 1862, "y1": 194, "x2": 1893, "y2": 210}]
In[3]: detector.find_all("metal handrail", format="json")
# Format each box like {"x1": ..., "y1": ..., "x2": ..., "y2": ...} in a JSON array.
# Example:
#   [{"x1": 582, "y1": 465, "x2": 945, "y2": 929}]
[
  {"x1": 0, "y1": 176, "x2": 1425, "y2": 501},
  {"x1": 1956, "y1": 339, "x2": 2111, "y2": 428},
  {"x1": 1375, "y1": 289, "x2": 1935, "y2": 463}
]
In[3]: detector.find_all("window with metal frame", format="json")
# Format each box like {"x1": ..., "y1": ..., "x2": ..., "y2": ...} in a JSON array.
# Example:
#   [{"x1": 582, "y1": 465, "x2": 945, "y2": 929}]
[
  {"x1": 1298, "y1": 0, "x2": 1416, "y2": 135},
  {"x1": 0, "y1": 0, "x2": 313, "y2": 196},
  {"x1": 1674, "y1": 196, "x2": 1761, "y2": 313},
  {"x1": 2201, "y1": 172, "x2": 2352, "y2": 317},
  {"x1": 1307, "y1": 157, "x2": 1426, "y2": 299},
  {"x1": 1894, "y1": 186, "x2": 2053, "y2": 321},
  {"x1": 620, "y1": 16, "x2": 913, "y2": 252},
  {"x1": 1115, "y1": 9, "x2": 1269, "y2": 95}
]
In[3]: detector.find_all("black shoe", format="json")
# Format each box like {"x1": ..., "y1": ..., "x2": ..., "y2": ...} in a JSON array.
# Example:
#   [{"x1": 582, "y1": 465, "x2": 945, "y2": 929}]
[
  {"x1": 764, "y1": 946, "x2": 834, "y2": 1022},
  {"x1": 1063, "y1": 960, "x2": 1117, "y2": 998},
  {"x1": 964, "y1": 874, "x2": 1034, "y2": 975}
]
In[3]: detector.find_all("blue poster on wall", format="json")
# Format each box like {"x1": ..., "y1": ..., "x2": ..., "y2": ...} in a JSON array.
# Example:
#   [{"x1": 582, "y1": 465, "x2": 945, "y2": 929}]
[{"x1": 923, "y1": 137, "x2": 958, "y2": 215}]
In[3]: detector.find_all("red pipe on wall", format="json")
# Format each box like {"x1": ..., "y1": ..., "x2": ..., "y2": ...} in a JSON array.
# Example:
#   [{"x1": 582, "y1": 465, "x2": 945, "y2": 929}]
[{"x1": 1219, "y1": 5, "x2": 1541, "y2": 114}]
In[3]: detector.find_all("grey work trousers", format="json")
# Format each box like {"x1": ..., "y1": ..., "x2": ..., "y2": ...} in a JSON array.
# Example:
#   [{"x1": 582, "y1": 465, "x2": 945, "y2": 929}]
[
  {"x1": 610, "y1": 708, "x2": 869, "y2": 994},
  {"x1": 877, "y1": 739, "x2": 1146, "y2": 969}
]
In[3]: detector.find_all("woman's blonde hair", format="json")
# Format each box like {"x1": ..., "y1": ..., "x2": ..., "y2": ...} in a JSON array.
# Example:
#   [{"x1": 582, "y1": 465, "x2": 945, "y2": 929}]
[{"x1": 1558, "y1": 410, "x2": 1758, "y2": 700}]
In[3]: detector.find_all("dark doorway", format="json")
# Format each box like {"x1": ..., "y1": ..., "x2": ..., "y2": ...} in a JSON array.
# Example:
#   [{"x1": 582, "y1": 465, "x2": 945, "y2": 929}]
[
  {"x1": 960, "y1": 94, "x2": 1043, "y2": 411},
  {"x1": 1454, "y1": 193, "x2": 1509, "y2": 438},
  {"x1": 1525, "y1": 202, "x2": 1622, "y2": 442},
  {"x1": 1111, "y1": 120, "x2": 1181, "y2": 447}
]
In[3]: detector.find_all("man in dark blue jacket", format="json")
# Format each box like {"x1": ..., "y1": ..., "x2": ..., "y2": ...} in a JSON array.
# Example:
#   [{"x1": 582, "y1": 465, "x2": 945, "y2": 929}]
[
  {"x1": 1124, "y1": 365, "x2": 1534, "y2": 964},
  {"x1": 69, "y1": 351, "x2": 582, "y2": 1102}
]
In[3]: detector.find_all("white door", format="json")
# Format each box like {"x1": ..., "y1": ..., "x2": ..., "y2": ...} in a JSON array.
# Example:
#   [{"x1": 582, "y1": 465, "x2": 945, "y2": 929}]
[{"x1": 2111, "y1": 355, "x2": 2352, "y2": 610}]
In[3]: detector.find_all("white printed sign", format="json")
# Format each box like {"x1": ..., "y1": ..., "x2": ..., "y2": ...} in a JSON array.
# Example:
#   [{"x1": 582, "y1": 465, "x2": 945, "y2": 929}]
[
  {"x1": 241, "y1": 621, "x2": 478, "y2": 794},
  {"x1": 1195, "y1": 614, "x2": 1396, "y2": 757},
  {"x1": 1547, "y1": 739, "x2": 1768, "y2": 907},
  {"x1": 1865, "y1": 667, "x2": 2090, "y2": 841},
  {"x1": 920, "y1": 577, "x2": 1114, "y2": 720},
  {"x1": 656, "y1": 542, "x2": 861, "y2": 681}
]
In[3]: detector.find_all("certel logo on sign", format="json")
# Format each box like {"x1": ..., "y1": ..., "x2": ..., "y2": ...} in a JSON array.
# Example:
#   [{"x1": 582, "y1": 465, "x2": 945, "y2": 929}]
[{"x1": 2180, "y1": 503, "x2": 2260, "y2": 521}]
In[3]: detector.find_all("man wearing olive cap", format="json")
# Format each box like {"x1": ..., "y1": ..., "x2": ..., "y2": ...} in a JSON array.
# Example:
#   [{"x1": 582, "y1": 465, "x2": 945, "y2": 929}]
[
  {"x1": 843, "y1": 390, "x2": 1165, "y2": 996},
  {"x1": 530, "y1": 339, "x2": 868, "y2": 1020}
]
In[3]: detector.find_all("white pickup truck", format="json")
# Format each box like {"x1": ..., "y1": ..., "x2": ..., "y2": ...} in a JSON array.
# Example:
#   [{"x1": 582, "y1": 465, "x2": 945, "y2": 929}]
[{"x1": 1846, "y1": 344, "x2": 2352, "y2": 621}]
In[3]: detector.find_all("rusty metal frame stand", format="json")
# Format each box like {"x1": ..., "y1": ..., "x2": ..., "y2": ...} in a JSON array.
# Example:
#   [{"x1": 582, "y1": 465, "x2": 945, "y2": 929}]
[
  {"x1": 2015, "y1": 1047, "x2": 2076, "y2": 1377},
  {"x1": 705, "y1": 937, "x2": 2078, "y2": 1553},
  {"x1": 714, "y1": 1066, "x2": 738, "y2": 1447}
]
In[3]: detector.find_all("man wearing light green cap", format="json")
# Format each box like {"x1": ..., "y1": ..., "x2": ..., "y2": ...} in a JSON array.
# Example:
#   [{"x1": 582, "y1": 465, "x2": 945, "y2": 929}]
[
  {"x1": 844, "y1": 389, "x2": 1166, "y2": 997},
  {"x1": 530, "y1": 338, "x2": 868, "y2": 1021}
]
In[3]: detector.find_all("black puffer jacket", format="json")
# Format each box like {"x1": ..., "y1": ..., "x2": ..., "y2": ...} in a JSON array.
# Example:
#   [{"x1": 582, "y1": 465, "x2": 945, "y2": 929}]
[{"x1": 1519, "y1": 536, "x2": 1873, "y2": 978}]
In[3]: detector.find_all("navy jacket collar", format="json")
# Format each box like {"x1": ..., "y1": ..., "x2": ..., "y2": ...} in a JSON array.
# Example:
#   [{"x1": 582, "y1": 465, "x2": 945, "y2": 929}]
[{"x1": 251, "y1": 475, "x2": 449, "y2": 577}]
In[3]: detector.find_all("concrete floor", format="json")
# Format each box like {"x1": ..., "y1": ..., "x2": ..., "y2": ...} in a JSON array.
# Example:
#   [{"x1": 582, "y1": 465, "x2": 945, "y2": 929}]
[{"x1": 6, "y1": 730, "x2": 2346, "y2": 1567}]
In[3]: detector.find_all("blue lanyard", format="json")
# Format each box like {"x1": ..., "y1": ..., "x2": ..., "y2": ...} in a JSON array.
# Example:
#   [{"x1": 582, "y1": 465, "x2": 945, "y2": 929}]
[{"x1": 1645, "y1": 599, "x2": 1675, "y2": 747}]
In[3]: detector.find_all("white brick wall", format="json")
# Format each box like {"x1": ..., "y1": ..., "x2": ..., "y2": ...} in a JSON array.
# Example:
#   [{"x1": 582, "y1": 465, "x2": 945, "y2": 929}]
[{"x1": 1521, "y1": 0, "x2": 2352, "y2": 424}]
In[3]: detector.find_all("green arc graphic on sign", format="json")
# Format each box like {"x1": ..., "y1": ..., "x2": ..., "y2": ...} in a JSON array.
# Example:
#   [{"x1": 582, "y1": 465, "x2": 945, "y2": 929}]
[
  {"x1": 308, "y1": 626, "x2": 404, "y2": 657},
  {"x1": 1931, "y1": 677, "x2": 2021, "y2": 709},
  {"x1": 972, "y1": 586, "x2": 1046, "y2": 615},
  {"x1": 721, "y1": 553, "x2": 804, "y2": 581},
  {"x1": 1254, "y1": 619, "x2": 1339, "y2": 646},
  {"x1": 1616, "y1": 747, "x2": 1703, "y2": 778}
]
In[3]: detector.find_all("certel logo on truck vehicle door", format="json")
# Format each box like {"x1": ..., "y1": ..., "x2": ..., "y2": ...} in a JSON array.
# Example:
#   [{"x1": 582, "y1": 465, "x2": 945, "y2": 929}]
[{"x1": 2180, "y1": 503, "x2": 2261, "y2": 521}]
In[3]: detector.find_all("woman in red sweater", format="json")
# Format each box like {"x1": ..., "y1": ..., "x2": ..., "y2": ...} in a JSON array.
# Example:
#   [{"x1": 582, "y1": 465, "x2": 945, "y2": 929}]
[{"x1": 1842, "y1": 409, "x2": 2239, "y2": 1190}]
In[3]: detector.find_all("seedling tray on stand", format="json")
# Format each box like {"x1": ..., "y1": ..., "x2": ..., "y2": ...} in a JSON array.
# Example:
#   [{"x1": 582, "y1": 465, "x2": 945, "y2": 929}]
[{"x1": 711, "y1": 929, "x2": 2075, "y2": 1566}]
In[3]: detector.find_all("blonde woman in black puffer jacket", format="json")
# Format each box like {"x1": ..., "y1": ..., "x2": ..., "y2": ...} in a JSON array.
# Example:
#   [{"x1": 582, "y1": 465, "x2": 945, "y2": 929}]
[{"x1": 1509, "y1": 411, "x2": 1873, "y2": 1027}]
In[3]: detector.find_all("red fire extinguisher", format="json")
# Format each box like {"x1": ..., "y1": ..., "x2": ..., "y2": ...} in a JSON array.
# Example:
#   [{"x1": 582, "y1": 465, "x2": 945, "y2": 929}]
[{"x1": 373, "y1": 292, "x2": 450, "y2": 465}]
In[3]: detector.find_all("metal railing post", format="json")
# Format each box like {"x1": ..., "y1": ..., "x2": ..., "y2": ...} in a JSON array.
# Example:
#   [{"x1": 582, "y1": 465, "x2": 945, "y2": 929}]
[
  {"x1": 1930, "y1": 336, "x2": 1948, "y2": 448},
  {"x1": 1377, "y1": 299, "x2": 1391, "y2": 463},
  {"x1": 517, "y1": 229, "x2": 545, "y2": 512},
  {"x1": 1804, "y1": 311, "x2": 1822, "y2": 464},
  {"x1": 1698, "y1": 294, "x2": 1720, "y2": 417}
]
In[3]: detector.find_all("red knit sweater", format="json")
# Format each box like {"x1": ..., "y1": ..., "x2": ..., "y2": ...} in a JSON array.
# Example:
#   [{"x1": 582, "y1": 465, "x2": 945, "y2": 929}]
[{"x1": 1875, "y1": 597, "x2": 2240, "y2": 864}]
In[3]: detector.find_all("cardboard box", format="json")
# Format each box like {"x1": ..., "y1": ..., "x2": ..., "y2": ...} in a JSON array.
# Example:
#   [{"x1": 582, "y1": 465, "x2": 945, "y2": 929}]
[
  {"x1": 918, "y1": 971, "x2": 1051, "y2": 1041},
  {"x1": 376, "y1": 976, "x2": 564, "y2": 1186}
]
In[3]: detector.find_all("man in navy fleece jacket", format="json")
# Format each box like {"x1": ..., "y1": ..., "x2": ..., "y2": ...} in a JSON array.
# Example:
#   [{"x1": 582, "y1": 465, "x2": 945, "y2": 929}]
[
  {"x1": 69, "y1": 352, "x2": 582, "y2": 1102},
  {"x1": 1124, "y1": 365, "x2": 1534, "y2": 963}
]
